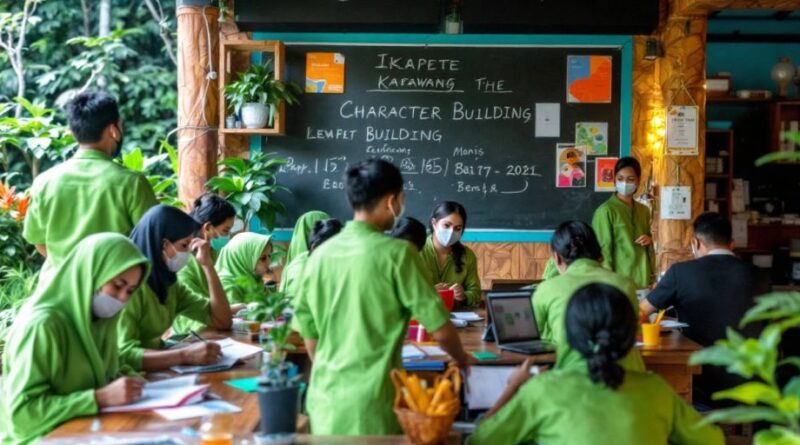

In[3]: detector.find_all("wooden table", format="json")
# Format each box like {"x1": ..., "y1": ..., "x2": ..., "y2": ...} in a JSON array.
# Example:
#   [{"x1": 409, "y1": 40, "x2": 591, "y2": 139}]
[{"x1": 46, "y1": 316, "x2": 701, "y2": 438}]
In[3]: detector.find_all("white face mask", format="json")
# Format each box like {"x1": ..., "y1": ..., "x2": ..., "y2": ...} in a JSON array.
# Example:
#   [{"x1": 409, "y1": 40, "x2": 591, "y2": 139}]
[
  {"x1": 165, "y1": 242, "x2": 192, "y2": 272},
  {"x1": 435, "y1": 224, "x2": 461, "y2": 247},
  {"x1": 390, "y1": 200, "x2": 405, "y2": 230},
  {"x1": 615, "y1": 181, "x2": 637, "y2": 197},
  {"x1": 92, "y1": 293, "x2": 125, "y2": 318}
]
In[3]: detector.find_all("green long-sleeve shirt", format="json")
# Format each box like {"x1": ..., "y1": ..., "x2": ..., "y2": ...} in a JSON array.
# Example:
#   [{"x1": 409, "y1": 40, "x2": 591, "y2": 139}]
[
  {"x1": 533, "y1": 258, "x2": 644, "y2": 372},
  {"x1": 592, "y1": 195, "x2": 655, "y2": 288},
  {"x1": 419, "y1": 236, "x2": 482, "y2": 305},
  {"x1": 468, "y1": 369, "x2": 724, "y2": 445}
]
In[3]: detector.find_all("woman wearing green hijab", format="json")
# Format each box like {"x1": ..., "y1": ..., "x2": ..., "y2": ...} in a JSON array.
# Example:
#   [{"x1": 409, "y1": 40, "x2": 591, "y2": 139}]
[
  {"x1": 1, "y1": 233, "x2": 150, "y2": 444},
  {"x1": 280, "y1": 218, "x2": 342, "y2": 300},
  {"x1": 216, "y1": 232, "x2": 273, "y2": 303},
  {"x1": 285, "y1": 210, "x2": 329, "y2": 265}
]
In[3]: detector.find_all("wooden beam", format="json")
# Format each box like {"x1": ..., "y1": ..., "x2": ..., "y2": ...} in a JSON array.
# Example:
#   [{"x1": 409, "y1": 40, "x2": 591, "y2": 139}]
[
  {"x1": 673, "y1": 0, "x2": 800, "y2": 16},
  {"x1": 176, "y1": 5, "x2": 220, "y2": 208}
]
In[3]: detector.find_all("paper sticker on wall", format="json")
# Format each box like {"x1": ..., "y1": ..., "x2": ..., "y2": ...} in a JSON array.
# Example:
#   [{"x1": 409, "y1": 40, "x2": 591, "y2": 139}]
[
  {"x1": 666, "y1": 105, "x2": 699, "y2": 156},
  {"x1": 594, "y1": 157, "x2": 618, "y2": 192},
  {"x1": 535, "y1": 103, "x2": 560, "y2": 138},
  {"x1": 660, "y1": 186, "x2": 692, "y2": 220},
  {"x1": 305, "y1": 52, "x2": 345, "y2": 93},
  {"x1": 566, "y1": 55, "x2": 612, "y2": 103},
  {"x1": 575, "y1": 122, "x2": 609, "y2": 155},
  {"x1": 556, "y1": 144, "x2": 587, "y2": 188}
]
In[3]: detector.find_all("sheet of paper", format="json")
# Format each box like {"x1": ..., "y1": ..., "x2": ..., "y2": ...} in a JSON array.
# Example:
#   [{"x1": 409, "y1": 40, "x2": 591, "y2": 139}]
[
  {"x1": 451, "y1": 312, "x2": 484, "y2": 322},
  {"x1": 402, "y1": 344, "x2": 426, "y2": 360},
  {"x1": 419, "y1": 345, "x2": 447, "y2": 357},
  {"x1": 666, "y1": 105, "x2": 699, "y2": 155},
  {"x1": 465, "y1": 366, "x2": 539, "y2": 410},
  {"x1": 171, "y1": 355, "x2": 238, "y2": 375},
  {"x1": 155, "y1": 400, "x2": 241, "y2": 421},
  {"x1": 215, "y1": 338, "x2": 263, "y2": 361},
  {"x1": 660, "y1": 186, "x2": 692, "y2": 220},
  {"x1": 660, "y1": 320, "x2": 689, "y2": 329},
  {"x1": 103, "y1": 377, "x2": 209, "y2": 413},
  {"x1": 535, "y1": 103, "x2": 560, "y2": 138}
]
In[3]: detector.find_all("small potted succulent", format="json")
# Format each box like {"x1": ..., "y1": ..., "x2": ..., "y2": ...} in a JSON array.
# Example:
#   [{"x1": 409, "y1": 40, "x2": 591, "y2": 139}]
[
  {"x1": 236, "y1": 276, "x2": 301, "y2": 443},
  {"x1": 223, "y1": 61, "x2": 302, "y2": 129}
]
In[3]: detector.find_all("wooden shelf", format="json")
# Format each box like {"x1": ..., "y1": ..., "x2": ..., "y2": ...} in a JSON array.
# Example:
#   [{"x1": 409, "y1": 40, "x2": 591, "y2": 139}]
[
  {"x1": 219, "y1": 40, "x2": 287, "y2": 137},
  {"x1": 707, "y1": 96, "x2": 773, "y2": 103},
  {"x1": 220, "y1": 127, "x2": 282, "y2": 135}
]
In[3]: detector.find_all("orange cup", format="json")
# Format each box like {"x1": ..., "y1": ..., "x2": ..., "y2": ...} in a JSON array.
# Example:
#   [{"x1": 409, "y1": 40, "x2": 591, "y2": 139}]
[{"x1": 641, "y1": 323, "x2": 661, "y2": 346}]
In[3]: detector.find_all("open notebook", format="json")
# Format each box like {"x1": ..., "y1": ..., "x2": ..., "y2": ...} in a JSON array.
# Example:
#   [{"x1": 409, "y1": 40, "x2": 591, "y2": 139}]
[
  {"x1": 102, "y1": 375, "x2": 208, "y2": 413},
  {"x1": 170, "y1": 338, "x2": 263, "y2": 374}
]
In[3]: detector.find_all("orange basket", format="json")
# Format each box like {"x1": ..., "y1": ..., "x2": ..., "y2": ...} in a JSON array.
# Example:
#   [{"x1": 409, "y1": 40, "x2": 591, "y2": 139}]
[{"x1": 390, "y1": 366, "x2": 462, "y2": 445}]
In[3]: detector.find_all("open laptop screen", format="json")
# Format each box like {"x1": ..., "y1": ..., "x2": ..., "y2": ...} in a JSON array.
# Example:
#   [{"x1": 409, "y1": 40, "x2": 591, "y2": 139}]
[{"x1": 486, "y1": 291, "x2": 539, "y2": 343}]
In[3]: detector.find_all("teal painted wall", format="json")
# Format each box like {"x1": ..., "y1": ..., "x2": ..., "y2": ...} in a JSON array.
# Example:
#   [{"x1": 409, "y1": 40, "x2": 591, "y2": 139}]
[{"x1": 707, "y1": 42, "x2": 800, "y2": 93}]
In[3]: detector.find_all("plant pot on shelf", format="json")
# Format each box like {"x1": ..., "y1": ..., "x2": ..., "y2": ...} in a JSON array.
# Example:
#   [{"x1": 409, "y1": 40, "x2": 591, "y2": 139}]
[
  {"x1": 242, "y1": 103, "x2": 270, "y2": 129},
  {"x1": 257, "y1": 382, "x2": 301, "y2": 441}
]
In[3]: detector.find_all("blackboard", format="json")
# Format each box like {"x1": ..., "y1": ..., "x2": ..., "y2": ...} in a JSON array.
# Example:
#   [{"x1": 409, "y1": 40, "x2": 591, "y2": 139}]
[{"x1": 265, "y1": 41, "x2": 624, "y2": 233}]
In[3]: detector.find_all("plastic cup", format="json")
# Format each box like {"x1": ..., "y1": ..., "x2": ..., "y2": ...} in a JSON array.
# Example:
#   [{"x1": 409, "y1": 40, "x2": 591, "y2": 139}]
[
  {"x1": 641, "y1": 323, "x2": 661, "y2": 346},
  {"x1": 437, "y1": 288, "x2": 455, "y2": 311},
  {"x1": 200, "y1": 413, "x2": 234, "y2": 445}
]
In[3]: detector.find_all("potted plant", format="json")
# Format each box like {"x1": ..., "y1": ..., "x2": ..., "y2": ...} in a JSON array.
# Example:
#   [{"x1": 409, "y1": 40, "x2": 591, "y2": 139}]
[
  {"x1": 223, "y1": 61, "x2": 302, "y2": 129},
  {"x1": 206, "y1": 152, "x2": 289, "y2": 232},
  {"x1": 236, "y1": 276, "x2": 302, "y2": 442}
]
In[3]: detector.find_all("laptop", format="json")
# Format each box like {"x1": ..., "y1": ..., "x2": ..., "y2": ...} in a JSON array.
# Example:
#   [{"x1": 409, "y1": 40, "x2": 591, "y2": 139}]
[{"x1": 485, "y1": 291, "x2": 554, "y2": 355}]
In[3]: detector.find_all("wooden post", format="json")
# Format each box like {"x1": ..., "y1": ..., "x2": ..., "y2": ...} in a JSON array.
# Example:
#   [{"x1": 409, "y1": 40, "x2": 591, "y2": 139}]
[{"x1": 176, "y1": 5, "x2": 220, "y2": 208}]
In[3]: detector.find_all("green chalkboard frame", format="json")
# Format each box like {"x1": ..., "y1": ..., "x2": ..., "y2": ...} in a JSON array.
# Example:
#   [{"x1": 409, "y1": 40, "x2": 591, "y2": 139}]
[{"x1": 247, "y1": 33, "x2": 633, "y2": 243}]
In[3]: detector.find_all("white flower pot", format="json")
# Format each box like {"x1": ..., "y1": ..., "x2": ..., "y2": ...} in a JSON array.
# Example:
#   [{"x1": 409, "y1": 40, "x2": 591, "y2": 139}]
[{"x1": 242, "y1": 103, "x2": 269, "y2": 129}]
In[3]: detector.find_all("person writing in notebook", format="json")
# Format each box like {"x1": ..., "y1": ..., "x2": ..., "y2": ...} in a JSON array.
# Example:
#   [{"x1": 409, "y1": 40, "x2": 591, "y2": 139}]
[
  {"x1": 419, "y1": 201, "x2": 481, "y2": 306},
  {"x1": 641, "y1": 212, "x2": 770, "y2": 406},
  {"x1": 533, "y1": 221, "x2": 643, "y2": 372},
  {"x1": 469, "y1": 283, "x2": 723, "y2": 445},
  {"x1": 293, "y1": 159, "x2": 471, "y2": 435},
  {"x1": 1, "y1": 234, "x2": 150, "y2": 444}
]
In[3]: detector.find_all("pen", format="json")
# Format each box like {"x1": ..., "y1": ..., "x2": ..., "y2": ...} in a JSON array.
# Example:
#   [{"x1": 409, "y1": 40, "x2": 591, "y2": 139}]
[{"x1": 189, "y1": 330, "x2": 208, "y2": 343}]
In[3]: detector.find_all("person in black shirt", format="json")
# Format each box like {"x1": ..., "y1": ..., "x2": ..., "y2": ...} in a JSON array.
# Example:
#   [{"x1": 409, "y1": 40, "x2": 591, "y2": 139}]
[{"x1": 640, "y1": 212, "x2": 770, "y2": 407}]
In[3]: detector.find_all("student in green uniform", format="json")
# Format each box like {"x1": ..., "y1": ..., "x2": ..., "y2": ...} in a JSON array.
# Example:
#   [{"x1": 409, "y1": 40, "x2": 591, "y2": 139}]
[
  {"x1": 390, "y1": 216, "x2": 427, "y2": 252},
  {"x1": 179, "y1": 194, "x2": 237, "y2": 296},
  {"x1": 1, "y1": 233, "x2": 150, "y2": 444},
  {"x1": 469, "y1": 283, "x2": 723, "y2": 445},
  {"x1": 592, "y1": 156, "x2": 655, "y2": 288},
  {"x1": 285, "y1": 210, "x2": 330, "y2": 265},
  {"x1": 215, "y1": 232, "x2": 273, "y2": 304},
  {"x1": 23, "y1": 91, "x2": 157, "y2": 281},
  {"x1": 294, "y1": 159, "x2": 471, "y2": 436},
  {"x1": 280, "y1": 218, "x2": 342, "y2": 300},
  {"x1": 540, "y1": 258, "x2": 560, "y2": 280},
  {"x1": 533, "y1": 221, "x2": 644, "y2": 371},
  {"x1": 419, "y1": 201, "x2": 481, "y2": 305},
  {"x1": 118, "y1": 205, "x2": 232, "y2": 372}
]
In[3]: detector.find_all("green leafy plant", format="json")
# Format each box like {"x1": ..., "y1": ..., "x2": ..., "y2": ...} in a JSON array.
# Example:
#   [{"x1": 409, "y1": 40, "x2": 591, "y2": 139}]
[
  {"x1": 0, "y1": 264, "x2": 39, "y2": 362},
  {"x1": 233, "y1": 276, "x2": 298, "y2": 387},
  {"x1": 689, "y1": 292, "x2": 800, "y2": 444},
  {"x1": 0, "y1": 181, "x2": 39, "y2": 271},
  {"x1": 206, "y1": 152, "x2": 288, "y2": 231},
  {"x1": 0, "y1": 97, "x2": 76, "y2": 182},
  {"x1": 223, "y1": 61, "x2": 302, "y2": 121},
  {"x1": 119, "y1": 139, "x2": 181, "y2": 207},
  {"x1": 756, "y1": 132, "x2": 800, "y2": 166}
]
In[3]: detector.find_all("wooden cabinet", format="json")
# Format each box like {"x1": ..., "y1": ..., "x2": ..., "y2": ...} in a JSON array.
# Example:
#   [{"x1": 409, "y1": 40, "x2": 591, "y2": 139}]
[{"x1": 704, "y1": 129, "x2": 734, "y2": 219}]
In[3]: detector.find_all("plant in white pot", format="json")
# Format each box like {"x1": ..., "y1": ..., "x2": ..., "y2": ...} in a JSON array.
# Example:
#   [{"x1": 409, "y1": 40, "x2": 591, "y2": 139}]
[
  {"x1": 224, "y1": 61, "x2": 302, "y2": 129},
  {"x1": 236, "y1": 276, "x2": 302, "y2": 443}
]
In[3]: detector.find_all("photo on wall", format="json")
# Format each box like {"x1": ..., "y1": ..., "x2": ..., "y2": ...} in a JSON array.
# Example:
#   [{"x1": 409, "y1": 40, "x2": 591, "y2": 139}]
[
  {"x1": 575, "y1": 122, "x2": 609, "y2": 155},
  {"x1": 566, "y1": 55, "x2": 612, "y2": 103},
  {"x1": 594, "y1": 157, "x2": 618, "y2": 192},
  {"x1": 556, "y1": 144, "x2": 587, "y2": 188}
]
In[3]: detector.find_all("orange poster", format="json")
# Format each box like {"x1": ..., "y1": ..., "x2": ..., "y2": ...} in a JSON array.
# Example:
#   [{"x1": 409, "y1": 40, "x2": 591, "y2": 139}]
[
  {"x1": 305, "y1": 52, "x2": 345, "y2": 94},
  {"x1": 566, "y1": 55, "x2": 612, "y2": 103}
]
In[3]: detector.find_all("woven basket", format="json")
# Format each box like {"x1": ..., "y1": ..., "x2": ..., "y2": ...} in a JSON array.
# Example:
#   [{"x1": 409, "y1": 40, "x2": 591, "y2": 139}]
[{"x1": 391, "y1": 366, "x2": 461, "y2": 445}]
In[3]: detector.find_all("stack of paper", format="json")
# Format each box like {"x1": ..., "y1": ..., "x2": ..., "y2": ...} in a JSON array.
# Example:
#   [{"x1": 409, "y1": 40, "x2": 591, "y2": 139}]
[
  {"x1": 402, "y1": 344, "x2": 426, "y2": 360},
  {"x1": 102, "y1": 375, "x2": 208, "y2": 413},
  {"x1": 155, "y1": 400, "x2": 241, "y2": 420},
  {"x1": 451, "y1": 312, "x2": 483, "y2": 322}
]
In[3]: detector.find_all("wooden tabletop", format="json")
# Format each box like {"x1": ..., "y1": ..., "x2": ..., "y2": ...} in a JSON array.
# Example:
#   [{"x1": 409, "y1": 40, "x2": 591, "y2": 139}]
[{"x1": 46, "y1": 314, "x2": 702, "y2": 438}]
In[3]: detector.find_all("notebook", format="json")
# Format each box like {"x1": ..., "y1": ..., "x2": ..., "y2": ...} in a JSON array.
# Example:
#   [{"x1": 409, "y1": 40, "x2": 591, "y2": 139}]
[{"x1": 102, "y1": 375, "x2": 209, "y2": 413}]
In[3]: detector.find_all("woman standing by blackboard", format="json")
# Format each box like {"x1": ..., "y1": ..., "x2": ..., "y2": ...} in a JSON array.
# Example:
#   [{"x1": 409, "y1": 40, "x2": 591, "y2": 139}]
[
  {"x1": 420, "y1": 201, "x2": 482, "y2": 306},
  {"x1": 591, "y1": 157, "x2": 655, "y2": 288}
]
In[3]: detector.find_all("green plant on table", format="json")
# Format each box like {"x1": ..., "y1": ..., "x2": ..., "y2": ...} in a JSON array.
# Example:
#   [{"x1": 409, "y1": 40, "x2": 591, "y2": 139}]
[
  {"x1": 206, "y1": 152, "x2": 288, "y2": 231},
  {"x1": 234, "y1": 275, "x2": 298, "y2": 388},
  {"x1": 689, "y1": 292, "x2": 800, "y2": 444}
]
